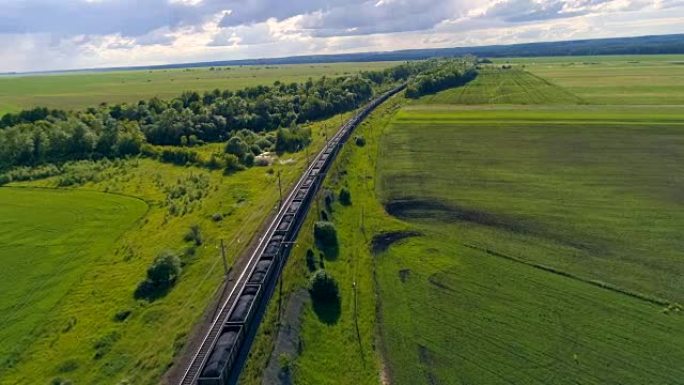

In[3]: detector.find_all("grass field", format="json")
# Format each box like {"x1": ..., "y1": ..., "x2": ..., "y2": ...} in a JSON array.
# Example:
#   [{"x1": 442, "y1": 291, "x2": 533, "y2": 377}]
[
  {"x1": 0, "y1": 62, "x2": 394, "y2": 115},
  {"x1": 504, "y1": 55, "x2": 684, "y2": 105},
  {"x1": 0, "y1": 188, "x2": 147, "y2": 364},
  {"x1": 0, "y1": 112, "x2": 343, "y2": 385},
  {"x1": 371, "y1": 60, "x2": 684, "y2": 384},
  {"x1": 243, "y1": 55, "x2": 684, "y2": 385}
]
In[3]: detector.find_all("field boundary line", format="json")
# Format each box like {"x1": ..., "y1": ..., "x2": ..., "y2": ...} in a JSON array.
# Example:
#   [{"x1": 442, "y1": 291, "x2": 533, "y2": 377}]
[{"x1": 463, "y1": 244, "x2": 671, "y2": 307}]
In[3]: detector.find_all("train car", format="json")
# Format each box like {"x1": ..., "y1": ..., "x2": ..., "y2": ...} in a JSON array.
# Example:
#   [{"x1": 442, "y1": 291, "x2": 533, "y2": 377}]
[
  {"x1": 197, "y1": 325, "x2": 243, "y2": 385},
  {"x1": 262, "y1": 235, "x2": 284, "y2": 258},
  {"x1": 293, "y1": 187, "x2": 310, "y2": 202},
  {"x1": 274, "y1": 214, "x2": 296, "y2": 236},
  {"x1": 226, "y1": 284, "x2": 262, "y2": 326},
  {"x1": 248, "y1": 255, "x2": 276, "y2": 286}
]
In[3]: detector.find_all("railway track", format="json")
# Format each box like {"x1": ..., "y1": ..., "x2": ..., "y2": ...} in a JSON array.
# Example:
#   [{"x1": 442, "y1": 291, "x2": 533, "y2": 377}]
[{"x1": 177, "y1": 83, "x2": 406, "y2": 385}]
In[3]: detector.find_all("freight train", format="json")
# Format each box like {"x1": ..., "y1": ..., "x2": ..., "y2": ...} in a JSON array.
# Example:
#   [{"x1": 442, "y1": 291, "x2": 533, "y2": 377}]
[{"x1": 191, "y1": 83, "x2": 406, "y2": 385}]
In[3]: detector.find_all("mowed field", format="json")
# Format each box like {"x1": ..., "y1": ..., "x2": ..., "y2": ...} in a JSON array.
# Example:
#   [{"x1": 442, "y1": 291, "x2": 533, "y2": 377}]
[
  {"x1": 0, "y1": 188, "x2": 147, "y2": 363},
  {"x1": 372, "y1": 58, "x2": 684, "y2": 385},
  {"x1": 0, "y1": 61, "x2": 394, "y2": 115}
]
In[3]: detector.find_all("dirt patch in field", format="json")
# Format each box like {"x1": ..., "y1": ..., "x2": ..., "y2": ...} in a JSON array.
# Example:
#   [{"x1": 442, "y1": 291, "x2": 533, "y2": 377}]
[
  {"x1": 262, "y1": 289, "x2": 309, "y2": 385},
  {"x1": 385, "y1": 198, "x2": 605, "y2": 253},
  {"x1": 371, "y1": 231, "x2": 422, "y2": 255}
]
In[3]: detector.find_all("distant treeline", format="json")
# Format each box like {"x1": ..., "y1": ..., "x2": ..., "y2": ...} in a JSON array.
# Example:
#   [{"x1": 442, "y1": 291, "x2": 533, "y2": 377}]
[
  {"x1": 13, "y1": 33, "x2": 680, "y2": 76},
  {"x1": 0, "y1": 60, "x2": 455, "y2": 171}
]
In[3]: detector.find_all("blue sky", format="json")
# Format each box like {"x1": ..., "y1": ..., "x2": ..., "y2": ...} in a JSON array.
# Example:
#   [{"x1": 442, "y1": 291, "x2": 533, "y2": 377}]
[{"x1": 1, "y1": 0, "x2": 683, "y2": 72}]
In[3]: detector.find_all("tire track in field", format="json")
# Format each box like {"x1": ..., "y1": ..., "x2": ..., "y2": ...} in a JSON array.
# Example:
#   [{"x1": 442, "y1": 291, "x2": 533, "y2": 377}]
[{"x1": 463, "y1": 244, "x2": 671, "y2": 307}]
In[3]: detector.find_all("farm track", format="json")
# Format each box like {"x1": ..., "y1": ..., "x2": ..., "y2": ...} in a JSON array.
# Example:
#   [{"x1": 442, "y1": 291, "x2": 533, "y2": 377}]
[
  {"x1": 172, "y1": 85, "x2": 405, "y2": 385},
  {"x1": 463, "y1": 244, "x2": 670, "y2": 306}
]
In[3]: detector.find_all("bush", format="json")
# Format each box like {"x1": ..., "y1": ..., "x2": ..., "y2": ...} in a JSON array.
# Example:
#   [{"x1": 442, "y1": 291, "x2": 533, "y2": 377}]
[
  {"x1": 211, "y1": 212, "x2": 224, "y2": 222},
  {"x1": 224, "y1": 136, "x2": 249, "y2": 158},
  {"x1": 305, "y1": 248, "x2": 317, "y2": 272},
  {"x1": 308, "y1": 269, "x2": 339, "y2": 302},
  {"x1": 184, "y1": 224, "x2": 203, "y2": 246},
  {"x1": 313, "y1": 221, "x2": 337, "y2": 248},
  {"x1": 135, "y1": 250, "x2": 182, "y2": 301},
  {"x1": 147, "y1": 251, "x2": 182, "y2": 284},
  {"x1": 355, "y1": 135, "x2": 366, "y2": 147},
  {"x1": 339, "y1": 187, "x2": 351, "y2": 206},
  {"x1": 223, "y1": 153, "x2": 244, "y2": 174}
]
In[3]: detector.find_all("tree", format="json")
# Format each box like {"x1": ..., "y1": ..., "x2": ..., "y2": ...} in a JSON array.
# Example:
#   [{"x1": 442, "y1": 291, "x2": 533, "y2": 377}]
[
  {"x1": 314, "y1": 221, "x2": 338, "y2": 248},
  {"x1": 146, "y1": 250, "x2": 182, "y2": 285},
  {"x1": 308, "y1": 269, "x2": 339, "y2": 302},
  {"x1": 224, "y1": 136, "x2": 249, "y2": 158}
]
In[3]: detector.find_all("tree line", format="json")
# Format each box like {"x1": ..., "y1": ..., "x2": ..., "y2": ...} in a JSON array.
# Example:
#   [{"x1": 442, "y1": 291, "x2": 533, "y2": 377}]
[
  {"x1": 405, "y1": 59, "x2": 477, "y2": 99},
  {"x1": 0, "y1": 59, "x2": 466, "y2": 172}
]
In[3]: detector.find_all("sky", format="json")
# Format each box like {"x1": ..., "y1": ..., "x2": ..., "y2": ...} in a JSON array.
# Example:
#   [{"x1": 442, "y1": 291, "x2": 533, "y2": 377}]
[{"x1": 1, "y1": 0, "x2": 683, "y2": 73}]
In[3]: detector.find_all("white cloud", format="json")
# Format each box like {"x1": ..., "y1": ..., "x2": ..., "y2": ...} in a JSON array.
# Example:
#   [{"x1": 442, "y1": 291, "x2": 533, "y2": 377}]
[{"x1": 0, "y1": 0, "x2": 682, "y2": 72}]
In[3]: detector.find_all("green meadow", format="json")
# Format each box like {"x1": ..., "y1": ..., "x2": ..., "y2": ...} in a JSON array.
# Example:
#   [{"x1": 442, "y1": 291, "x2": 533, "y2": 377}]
[
  {"x1": 0, "y1": 112, "x2": 341, "y2": 385},
  {"x1": 0, "y1": 188, "x2": 147, "y2": 363},
  {"x1": 0, "y1": 62, "x2": 394, "y2": 114},
  {"x1": 240, "y1": 55, "x2": 684, "y2": 385}
]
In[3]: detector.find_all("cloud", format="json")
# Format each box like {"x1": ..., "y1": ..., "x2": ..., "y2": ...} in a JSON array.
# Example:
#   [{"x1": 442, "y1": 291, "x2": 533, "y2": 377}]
[{"x1": 0, "y1": 0, "x2": 683, "y2": 72}]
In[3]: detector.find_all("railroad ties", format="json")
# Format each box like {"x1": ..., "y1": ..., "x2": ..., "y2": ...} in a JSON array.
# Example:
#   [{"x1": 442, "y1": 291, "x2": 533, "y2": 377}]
[{"x1": 180, "y1": 83, "x2": 407, "y2": 385}]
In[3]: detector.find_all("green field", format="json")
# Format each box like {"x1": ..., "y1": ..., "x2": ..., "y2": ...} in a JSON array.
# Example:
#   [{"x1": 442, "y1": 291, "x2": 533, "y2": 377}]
[
  {"x1": 505, "y1": 55, "x2": 684, "y2": 105},
  {"x1": 240, "y1": 55, "x2": 684, "y2": 385},
  {"x1": 0, "y1": 112, "x2": 342, "y2": 384},
  {"x1": 0, "y1": 188, "x2": 147, "y2": 363},
  {"x1": 0, "y1": 62, "x2": 394, "y2": 115}
]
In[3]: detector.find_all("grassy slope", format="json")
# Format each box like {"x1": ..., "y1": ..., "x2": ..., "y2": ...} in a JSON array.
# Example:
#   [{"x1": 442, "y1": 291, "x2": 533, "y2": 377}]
[
  {"x1": 0, "y1": 188, "x2": 147, "y2": 362},
  {"x1": 0, "y1": 114, "x2": 341, "y2": 385},
  {"x1": 0, "y1": 62, "x2": 394, "y2": 114}
]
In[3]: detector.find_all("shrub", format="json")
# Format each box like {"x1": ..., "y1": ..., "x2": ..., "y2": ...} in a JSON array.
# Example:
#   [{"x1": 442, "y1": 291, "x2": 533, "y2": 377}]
[
  {"x1": 308, "y1": 270, "x2": 339, "y2": 302},
  {"x1": 113, "y1": 309, "x2": 132, "y2": 322},
  {"x1": 211, "y1": 212, "x2": 224, "y2": 222},
  {"x1": 184, "y1": 224, "x2": 203, "y2": 246},
  {"x1": 147, "y1": 251, "x2": 182, "y2": 284},
  {"x1": 305, "y1": 248, "x2": 317, "y2": 272},
  {"x1": 355, "y1": 135, "x2": 366, "y2": 147},
  {"x1": 135, "y1": 250, "x2": 182, "y2": 301},
  {"x1": 224, "y1": 136, "x2": 249, "y2": 158},
  {"x1": 223, "y1": 153, "x2": 244, "y2": 174},
  {"x1": 314, "y1": 221, "x2": 337, "y2": 248},
  {"x1": 339, "y1": 187, "x2": 351, "y2": 205},
  {"x1": 278, "y1": 353, "x2": 292, "y2": 373}
]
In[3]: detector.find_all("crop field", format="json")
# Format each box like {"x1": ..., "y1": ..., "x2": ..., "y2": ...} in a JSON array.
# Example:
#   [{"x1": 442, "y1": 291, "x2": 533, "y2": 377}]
[
  {"x1": 505, "y1": 55, "x2": 684, "y2": 105},
  {"x1": 371, "y1": 61, "x2": 684, "y2": 384},
  {"x1": 0, "y1": 61, "x2": 394, "y2": 115},
  {"x1": 416, "y1": 68, "x2": 583, "y2": 105},
  {"x1": 0, "y1": 112, "x2": 341, "y2": 385}
]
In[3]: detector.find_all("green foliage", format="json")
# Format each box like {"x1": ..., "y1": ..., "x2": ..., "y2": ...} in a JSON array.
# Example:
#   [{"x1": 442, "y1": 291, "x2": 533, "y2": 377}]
[
  {"x1": 275, "y1": 126, "x2": 312, "y2": 154},
  {"x1": 224, "y1": 136, "x2": 249, "y2": 158},
  {"x1": 339, "y1": 188, "x2": 351, "y2": 206},
  {"x1": 223, "y1": 153, "x2": 244, "y2": 174},
  {"x1": 184, "y1": 224, "x2": 203, "y2": 246},
  {"x1": 135, "y1": 250, "x2": 182, "y2": 301},
  {"x1": 308, "y1": 270, "x2": 339, "y2": 302},
  {"x1": 313, "y1": 221, "x2": 338, "y2": 248},
  {"x1": 305, "y1": 248, "x2": 317, "y2": 272},
  {"x1": 0, "y1": 61, "x2": 432, "y2": 171},
  {"x1": 405, "y1": 59, "x2": 477, "y2": 99},
  {"x1": 93, "y1": 331, "x2": 121, "y2": 360},
  {"x1": 354, "y1": 135, "x2": 366, "y2": 147}
]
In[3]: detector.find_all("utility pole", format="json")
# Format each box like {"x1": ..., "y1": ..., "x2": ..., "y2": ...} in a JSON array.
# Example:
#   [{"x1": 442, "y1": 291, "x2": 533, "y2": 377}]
[
  {"x1": 219, "y1": 239, "x2": 229, "y2": 276},
  {"x1": 277, "y1": 170, "x2": 283, "y2": 209}
]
